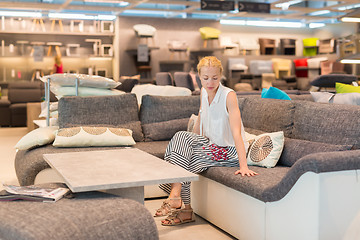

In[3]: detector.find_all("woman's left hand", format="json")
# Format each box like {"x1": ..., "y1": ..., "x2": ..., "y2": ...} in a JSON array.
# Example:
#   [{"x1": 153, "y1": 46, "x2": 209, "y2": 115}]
[{"x1": 235, "y1": 167, "x2": 258, "y2": 177}]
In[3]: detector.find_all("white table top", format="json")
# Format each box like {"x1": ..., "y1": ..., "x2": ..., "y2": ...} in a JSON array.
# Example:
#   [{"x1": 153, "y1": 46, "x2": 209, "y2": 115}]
[{"x1": 43, "y1": 148, "x2": 198, "y2": 193}]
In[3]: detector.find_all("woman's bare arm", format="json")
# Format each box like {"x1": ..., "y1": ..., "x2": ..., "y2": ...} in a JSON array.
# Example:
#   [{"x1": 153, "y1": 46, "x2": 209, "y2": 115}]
[{"x1": 226, "y1": 91, "x2": 257, "y2": 177}]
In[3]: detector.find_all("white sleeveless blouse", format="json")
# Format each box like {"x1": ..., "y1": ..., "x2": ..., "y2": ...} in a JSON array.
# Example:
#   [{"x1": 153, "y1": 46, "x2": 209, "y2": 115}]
[{"x1": 200, "y1": 84, "x2": 248, "y2": 151}]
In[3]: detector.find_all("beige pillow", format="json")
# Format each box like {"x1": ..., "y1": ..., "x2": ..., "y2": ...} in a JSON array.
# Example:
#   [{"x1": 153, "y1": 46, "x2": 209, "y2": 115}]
[
  {"x1": 15, "y1": 126, "x2": 59, "y2": 150},
  {"x1": 247, "y1": 131, "x2": 284, "y2": 168},
  {"x1": 187, "y1": 114, "x2": 198, "y2": 132},
  {"x1": 53, "y1": 126, "x2": 135, "y2": 147}
]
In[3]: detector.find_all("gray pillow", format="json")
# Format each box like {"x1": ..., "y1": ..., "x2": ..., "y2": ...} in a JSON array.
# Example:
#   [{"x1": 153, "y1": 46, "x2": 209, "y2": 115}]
[
  {"x1": 279, "y1": 138, "x2": 352, "y2": 167},
  {"x1": 310, "y1": 74, "x2": 356, "y2": 88},
  {"x1": 142, "y1": 118, "x2": 189, "y2": 141},
  {"x1": 139, "y1": 95, "x2": 200, "y2": 124},
  {"x1": 59, "y1": 94, "x2": 139, "y2": 128},
  {"x1": 311, "y1": 92, "x2": 360, "y2": 106}
]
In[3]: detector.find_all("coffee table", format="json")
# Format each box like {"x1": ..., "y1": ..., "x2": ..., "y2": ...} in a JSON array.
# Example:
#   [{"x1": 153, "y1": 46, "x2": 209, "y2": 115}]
[{"x1": 43, "y1": 148, "x2": 199, "y2": 204}]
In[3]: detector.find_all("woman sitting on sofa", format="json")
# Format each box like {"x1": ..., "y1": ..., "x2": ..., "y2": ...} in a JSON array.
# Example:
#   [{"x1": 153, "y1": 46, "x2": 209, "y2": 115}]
[{"x1": 155, "y1": 56, "x2": 257, "y2": 226}]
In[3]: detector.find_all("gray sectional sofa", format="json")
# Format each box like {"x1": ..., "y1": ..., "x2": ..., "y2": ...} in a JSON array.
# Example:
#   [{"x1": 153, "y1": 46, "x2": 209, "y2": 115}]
[{"x1": 14, "y1": 93, "x2": 360, "y2": 240}]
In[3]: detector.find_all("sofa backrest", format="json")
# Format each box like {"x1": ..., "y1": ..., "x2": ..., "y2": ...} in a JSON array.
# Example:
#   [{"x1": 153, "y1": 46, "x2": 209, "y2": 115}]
[
  {"x1": 58, "y1": 94, "x2": 144, "y2": 141},
  {"x1": 292, "y1": 101, "x2": 360, "y2": 148},
  {"x1": 239, "y1": 95, "x2": 360, "y2": 149},
  {"x1": 8, "y1": 82, "x2": 42, "y2": 104},
  {"x1": 140, "y1": 95, "x2": 200, "y2": 124},
  {"x1": 139, "y1": 95, "x2": 200, "y2": 141},
  {"x1": 240, "y1": 96, "x2": 295, "y2": 137}
]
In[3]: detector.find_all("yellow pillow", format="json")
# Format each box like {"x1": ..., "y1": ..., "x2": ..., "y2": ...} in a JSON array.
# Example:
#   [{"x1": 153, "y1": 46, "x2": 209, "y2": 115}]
[{"x1": 336, "y1": 82, "x2": 360, "y2": 93}]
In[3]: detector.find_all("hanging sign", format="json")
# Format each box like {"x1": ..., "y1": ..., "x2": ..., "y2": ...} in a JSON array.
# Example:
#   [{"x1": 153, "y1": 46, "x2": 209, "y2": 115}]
[
  {"x1": 238, "y1": 1, "x2": 270, "y2": 13},
  {"x1": 201, "y1": 0, "x2": 235, "y2": 11}
]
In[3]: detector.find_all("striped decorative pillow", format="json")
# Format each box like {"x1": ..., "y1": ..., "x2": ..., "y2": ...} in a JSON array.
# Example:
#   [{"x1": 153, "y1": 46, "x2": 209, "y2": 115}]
[{"x1": 53, "y1": 126, "x2": 135, "y2": 147}]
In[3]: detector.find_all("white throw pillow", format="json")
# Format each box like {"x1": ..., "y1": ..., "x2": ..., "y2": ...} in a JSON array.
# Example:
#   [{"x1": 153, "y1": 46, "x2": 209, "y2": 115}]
[
  {"x1": 187, "y1": 114, "x2": 198, "y2": 132},
  {"x1": 311, "y1": 92, "x2": 360, "y2": 106},
  {"x1": 53, "y1": 127, "x2": 136, "y2": 147},
  {"x1": 41, "y1": 73, "x2": 121, "y2": 89},
  {"x1": 39, "y1": 102, "x2": 58, "y2": 118},
  {"x1": 15, "y1": 126, "x2": 59, "y2": 150},
  {"x1": 50, "y1": 86, "x2": 125, "y2": 99},
  {"x1": 247, "y1": 131, "x2": 284, "y2": 168},
  {"x1": 131, "y1": 84, "x2": 192, "y2": 105}
]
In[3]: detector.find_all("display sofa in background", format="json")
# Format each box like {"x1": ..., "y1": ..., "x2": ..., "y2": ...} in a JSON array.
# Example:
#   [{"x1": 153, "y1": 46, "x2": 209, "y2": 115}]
[
  {"x1": 0, "y1": 81, "x2": 57, "y2": 127},
  {"x1": 14, "y1": 93, "x2": 360, "y2": 240}
]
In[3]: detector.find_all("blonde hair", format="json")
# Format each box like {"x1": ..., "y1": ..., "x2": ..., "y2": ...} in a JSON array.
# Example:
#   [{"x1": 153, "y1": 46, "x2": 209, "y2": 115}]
[
  {"x1": 197, "y1": 56, "x2": 223, "y2": 75},
  {"x1": 55, "y1": 55, "x2": 62, "y2": 65}
]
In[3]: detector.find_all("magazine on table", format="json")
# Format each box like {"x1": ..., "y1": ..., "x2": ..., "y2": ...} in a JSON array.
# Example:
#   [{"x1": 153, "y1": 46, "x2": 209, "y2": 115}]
[{"x1": 0, "y1": 184, "x2": 69, "y2": 202}]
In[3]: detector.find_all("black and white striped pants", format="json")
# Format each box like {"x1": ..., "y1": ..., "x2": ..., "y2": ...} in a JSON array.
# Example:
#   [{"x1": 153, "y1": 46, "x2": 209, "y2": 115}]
[{"x1": 159, "y1": 131, "x2": 239, "y2": 205}]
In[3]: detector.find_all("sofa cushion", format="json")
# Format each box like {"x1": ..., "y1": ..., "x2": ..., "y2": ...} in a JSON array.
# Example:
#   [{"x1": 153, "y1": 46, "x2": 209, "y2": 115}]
[
  {"x1": 15, "y1": 141, "x2": 169, "y2": 186},
  {"x1": 0, "y1": 190, "x2": 158, "y2": 240},
  {"x1": 9, "y1": 103, "x2": 27, "y2": 114},
  {"x1": 139, "y1": 95, "x2": 200, "y2": 124},
  {"x1": 289, "y1": 94, "x2": 314, "y2": 101},
  {"x1": 58, "y1": 94, "x2": 144, "y2": 141},
  {"x1": 240, "y1": 97, "x2": 295, "y2": 137},
  {"x1": 142, "y1": 118, "x2": 189, "y2": 141},
  {"x1": 135, "y1": 141, "x2": 169, "y2": 159},
  {"x1": 292, "y1": 101, "x2": 360, "y2": 149},
  {"x1": 8, "y1": 82, "x2": 42, "y2": 103},
  {"x1": 279, "y1": 138, "x2": 353, "y2": 167},
  {"x1": 201, "y1": 149, "x2": 360, "y2": 202},
  {"x1": 201, "y1": 165, "x2": 290, "y2": 202}
]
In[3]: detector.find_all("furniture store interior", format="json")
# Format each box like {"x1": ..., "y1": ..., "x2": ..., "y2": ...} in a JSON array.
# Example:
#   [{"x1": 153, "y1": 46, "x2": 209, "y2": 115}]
[{"x1": 0, "y1": 0, "x2": 360, "y2": 240}]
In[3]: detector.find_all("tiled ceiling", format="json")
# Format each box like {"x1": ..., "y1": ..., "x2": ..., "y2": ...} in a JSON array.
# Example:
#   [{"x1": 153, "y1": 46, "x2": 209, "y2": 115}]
[{"x1": 0, "y1": 0, "x2": 359, "y2": 27}]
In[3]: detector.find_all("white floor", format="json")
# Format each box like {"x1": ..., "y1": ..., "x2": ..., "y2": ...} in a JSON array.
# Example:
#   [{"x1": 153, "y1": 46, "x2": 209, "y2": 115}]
[{"x1": 0, "y1": 127, "x2": 236, "y2": 240}]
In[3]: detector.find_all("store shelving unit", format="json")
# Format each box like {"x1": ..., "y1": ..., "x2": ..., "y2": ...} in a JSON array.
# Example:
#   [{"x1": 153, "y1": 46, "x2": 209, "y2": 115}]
[{"x1": 0, "y1": 17, "x2": 119, "y2": 84}]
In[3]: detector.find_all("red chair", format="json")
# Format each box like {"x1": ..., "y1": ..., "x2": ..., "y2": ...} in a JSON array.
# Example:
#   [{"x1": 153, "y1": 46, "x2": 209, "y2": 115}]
[{"x1": 293, "y1": 58, "x2": 308, "y2": 78}]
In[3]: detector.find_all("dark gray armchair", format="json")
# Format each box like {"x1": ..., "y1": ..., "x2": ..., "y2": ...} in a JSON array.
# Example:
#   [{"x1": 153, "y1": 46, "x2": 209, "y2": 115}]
[
  {"x1": 174, "y1": 72, "x2": 195, "y2": 91},
  {"x1": 155, "y1": 72, "x2": 173, "y2": 86}
]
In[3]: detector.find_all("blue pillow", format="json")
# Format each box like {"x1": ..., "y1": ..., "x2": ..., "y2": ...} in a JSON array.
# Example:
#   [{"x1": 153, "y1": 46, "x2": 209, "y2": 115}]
[{"x1": 261, "y1": 87, "x2": 291, "y2": 100}]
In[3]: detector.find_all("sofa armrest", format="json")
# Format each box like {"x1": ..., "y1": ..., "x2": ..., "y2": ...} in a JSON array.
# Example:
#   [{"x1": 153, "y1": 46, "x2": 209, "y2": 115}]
[
  {"x1": 290, "y1": 149, "x2": 360, "y2": 175},
  {"x1": 0, "y1": 99, "x2": 10, "y2": 107}
]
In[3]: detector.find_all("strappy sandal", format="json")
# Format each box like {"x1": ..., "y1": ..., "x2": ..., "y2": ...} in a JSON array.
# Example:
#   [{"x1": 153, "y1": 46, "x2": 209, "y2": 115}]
[
  {"x1": 161, "y1": 208, "x2": 195, "y2": 226},
  {"x1": 154, "y1": 198, "x2": 182, "y2": 217}
]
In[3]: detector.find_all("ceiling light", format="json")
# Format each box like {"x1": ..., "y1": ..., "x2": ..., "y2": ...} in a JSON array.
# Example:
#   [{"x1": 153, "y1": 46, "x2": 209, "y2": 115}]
[
  {"x1": 220, "y1": 19, "x2": 246, "y2": 25},
  {"x1": 0, "y1": 11, "x2": 42, "y2": 18},
  {"x1": 309, "y1": 23, "x2": 325, "y2": 28},
  {"x1": 341, "y1": 17, "x2": 360, "y2": 23},
  {"x1": 309, "y1": 10, "x2": 330, "y2": 16},
  {"x1": 340, "y1": 59, "x2": 360, "y2": 64},
  {"x1": 340, "y1": 53, "x2": 360, "y2": 64},
  {"x1": 84, "y1": 0, "x2": 129, "y2": 6},
  {"x1": 246, "y1": 20, "x2": 302, "y2": 28},
  {"x1": 340, "y1": 8, "x2": 360, "y2": 22}
]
